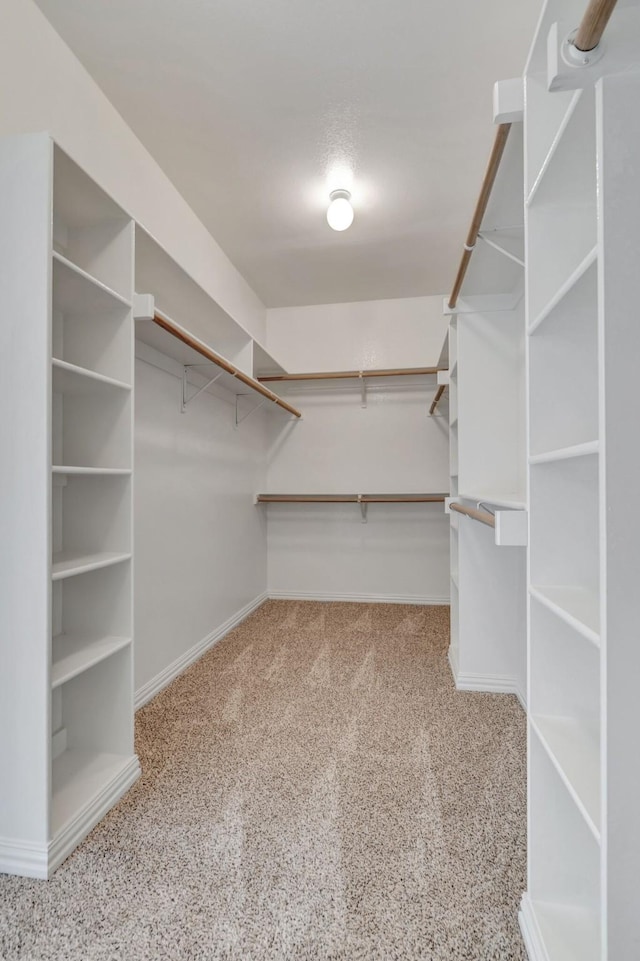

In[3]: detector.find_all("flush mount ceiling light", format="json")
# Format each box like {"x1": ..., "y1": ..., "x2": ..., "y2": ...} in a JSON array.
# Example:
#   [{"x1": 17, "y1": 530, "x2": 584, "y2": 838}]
[{"x1": 326, "y1": 189, "x2": 354, "y2": 231}]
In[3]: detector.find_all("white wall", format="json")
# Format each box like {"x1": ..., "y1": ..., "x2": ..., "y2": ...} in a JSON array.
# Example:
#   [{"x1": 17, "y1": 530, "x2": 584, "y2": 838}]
[
  {"x1": 0, "y1": 0, "x2": 266, "y2": 344},
  {"x1": 0, "y1": 0, "x2": 273, "y2": 704},
  {"x1": 265, "y1": 296, "x2": 451, "y2": 603},
  {"x1": 134, "y1": 355, "x2": 268, "y2": 701}
]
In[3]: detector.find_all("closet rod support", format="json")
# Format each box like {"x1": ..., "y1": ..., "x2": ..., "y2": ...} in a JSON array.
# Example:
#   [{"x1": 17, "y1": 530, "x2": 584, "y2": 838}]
[
  {"x1": 235, "y1": 394, "x2": 268, "y2": 427},
  {"x1": 182, "y1": 366, "x2": 224, "y2": 412}
]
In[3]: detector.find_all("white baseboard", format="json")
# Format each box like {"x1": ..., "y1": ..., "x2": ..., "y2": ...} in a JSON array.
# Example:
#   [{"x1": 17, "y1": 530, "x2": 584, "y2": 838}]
[
  {"x1": 267, "y1": 590, "x2": 450, "y2": 606},
  {"x1": 0, "y1": 836, "x2": 48, "y2": 879},
  {"x1": 135, "y1": 591, "x2": 268, "y2": 710},
  {"x1": 519, "y1": 893, "x2": 548, "y2": 961},
  {"x1": 0, "y1": 756, "x2": 141, "y2": 879},
  {"x1": 449, "y1": 663, "x2": 527, "y2": 711}
]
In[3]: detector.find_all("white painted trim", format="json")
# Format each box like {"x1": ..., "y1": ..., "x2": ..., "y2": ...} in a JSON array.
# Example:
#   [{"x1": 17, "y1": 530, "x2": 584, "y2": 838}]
[
  {"x1": 134, "y1": 591, "x2": 268, "y2": 710},
  {"x1": 267, "y1": 590, "x2": 450, "y2": 606},
  {"x1": 48, "y1": 757, "x2": 141, "y2": 878},
  {"x1": 519, "y1": 893, "x2": 549, "y2": 961},
  {"x1": 455, "y1": 670, "x2": 527, "y2": 710},
  {"x1": 447, "y1": 644, "x2": 459, "y2": 680},
  {"x1": 0, "y1": 756, "x2": 141, "y2": 879},
  {"x1": 0, "y1": 836, "x2": 49, "y2": 880}
]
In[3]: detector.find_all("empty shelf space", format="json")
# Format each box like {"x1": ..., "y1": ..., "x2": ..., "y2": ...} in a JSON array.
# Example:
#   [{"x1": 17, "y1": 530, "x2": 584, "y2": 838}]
[
  {"x1": 51, "y1": 749, "x2": 135, "y2": 836},
  {"x1": 52, "y1": 634, "x2": 132, "y2": 688},
  {"x1": 529, "y1": 440, "x2": 599, "y2": 466},
  {"x1": 531, "y1": 716, "x2": 600, "y2": 840},
  {"x1": 528, "y1": 900, "x2": 600, "y2": 961},
  {"x1": 256, "y1": 493, "x2": 448, "y2": 504},
  {"x1": 52, "y1": 358, "x2": 131, "y2": 394},
  {"x1": 529, "y1": 586, "x2": 599, "y2": 645},
  {"x1": 52, "y1": 551, "x2": 131, "y2": 581},
  {"x1": 53, "y1": 251, "x2": 131, "y2": 312}
]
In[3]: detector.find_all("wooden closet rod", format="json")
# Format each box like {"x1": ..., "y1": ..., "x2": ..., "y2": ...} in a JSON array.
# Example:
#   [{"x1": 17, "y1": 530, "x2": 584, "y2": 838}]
[
  {"x1": 258, "y1": 366, "x2": 442, "y2": 383},
  {"x1": 257, "y1": 493, "x2": 448, "y2": 504},
  {"x1": 429, "y1": 385, "x2": 447, "y2": 415},
  {"x1": 450, "y1": 502, "x2": 496, "y2": 528},
  {"x1": 151, "y1": 313, "x2": 302, "y2": 418},
  {"x1": 575, "y1": 0, "x2": 618, "y2": 51},
  {"x1": 447, "y1": 123, "x2": 512, "y2": 310}
]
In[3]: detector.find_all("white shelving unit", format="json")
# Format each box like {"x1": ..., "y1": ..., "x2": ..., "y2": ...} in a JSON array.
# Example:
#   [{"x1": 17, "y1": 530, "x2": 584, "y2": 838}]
[
  {"x1": 445, "y1": 112, "x2": 527, "y2": 705},
  {"x1": 0, "y1": 134, "x2": 140, "y2": 879},
  {"x1": 520, "y1": 2, "x2": 640, "y2": 958}
]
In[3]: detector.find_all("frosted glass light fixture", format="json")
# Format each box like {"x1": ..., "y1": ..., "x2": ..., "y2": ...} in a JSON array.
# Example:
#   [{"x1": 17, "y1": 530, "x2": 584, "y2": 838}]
[{"x1": 327, "y1": 189, "x2": 354, "y2": 231}]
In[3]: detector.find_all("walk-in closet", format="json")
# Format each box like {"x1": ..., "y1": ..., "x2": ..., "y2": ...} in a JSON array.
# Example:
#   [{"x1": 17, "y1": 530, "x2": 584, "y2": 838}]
[{"x1": 1, "y1": 0, "x2": 638, "y2": 958}]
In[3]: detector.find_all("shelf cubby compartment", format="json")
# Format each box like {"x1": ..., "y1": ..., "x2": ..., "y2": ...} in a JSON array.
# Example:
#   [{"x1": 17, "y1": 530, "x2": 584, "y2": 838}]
[
  {"x1": 52, "y1": 256, "x2": 132, "y2": 385},
  {"x1": 529, "y1": 452, "x2": 600, "y2": 639},
  {"x1": 52, "y1": 383, "x2": 132, "y2": 471},
  {"x1": 51, "y1": 646, "x2": 133, "y2": 837},
  {"x1": 53, "y1": 147, "x2": 133, "y2": 301},
  {"x1": 527, "y1": 85, "x2": 597, "y2": 327},
  {"x1": 456, "y1": 306, "x2": 526, "y2": 503},
  {"x1": 529, "y1": 257, "x2": 598, "y2": 453},
  {"x1": 52, "y1": 473, "x2": 131, "y2": 574},
  {"x1": 530, "y1": 594, "x2": 601, "y2": 835},
  {"x1": 52, "y1": 562, "x2": 132, "y2": 669},
  {"x1": 528, "y1": 733, "x2": 601, "y2": 961}
]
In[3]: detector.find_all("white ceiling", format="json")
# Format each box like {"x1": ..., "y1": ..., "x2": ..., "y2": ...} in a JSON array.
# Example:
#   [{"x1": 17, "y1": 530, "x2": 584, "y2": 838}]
[{"x1": 35, "y1": 0, "x2": 541, "y2": 308}]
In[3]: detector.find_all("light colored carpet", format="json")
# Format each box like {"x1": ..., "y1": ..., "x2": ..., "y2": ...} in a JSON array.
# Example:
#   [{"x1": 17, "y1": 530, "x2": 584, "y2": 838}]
[{"x1": 0, "y1": 601, "x2": 527, "y2": 960}]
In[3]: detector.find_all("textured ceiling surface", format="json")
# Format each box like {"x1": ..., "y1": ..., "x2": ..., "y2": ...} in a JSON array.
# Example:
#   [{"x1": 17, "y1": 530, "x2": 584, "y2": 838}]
[{"x1": 36, "y1": 0, "x2": 541, "y2": 307}]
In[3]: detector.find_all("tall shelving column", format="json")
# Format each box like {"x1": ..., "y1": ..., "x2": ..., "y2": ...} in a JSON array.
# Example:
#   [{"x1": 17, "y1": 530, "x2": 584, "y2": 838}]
[
  {"x1": 445, "y1": 111, "x2": 527, "y2": 703},
  {"x1": 521, "y1": 1, "x2": 640, "y2": 956},
  {"x1": 0, "y1": 134, "x2": 140, "y2": 879}
]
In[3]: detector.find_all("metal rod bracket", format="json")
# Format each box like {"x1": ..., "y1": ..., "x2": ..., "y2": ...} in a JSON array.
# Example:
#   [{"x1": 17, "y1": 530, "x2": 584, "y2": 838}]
[
  {"x1": 181, "y1": 366, "x2": 224, "y2": 412},
  {"x1": 235, "y1": 394, "x2": 268, "y2": 427}
]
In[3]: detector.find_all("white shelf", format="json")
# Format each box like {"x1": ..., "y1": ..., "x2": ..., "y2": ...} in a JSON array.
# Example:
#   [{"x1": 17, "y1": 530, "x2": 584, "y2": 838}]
[
  {"x1": 51, "y1": 551, "x2": 131, "y2": 581},
  {"x1": 52, "y1": 466, "x2": 132, "y2": 476},
  {"x1": 52, "y1": 251, "x2": 131, "y2": 312},
  {"x1": 527, "y1": 87, "x2": 583, "y2": 206},
  {"x1": 451, "y1": 570, "x2": 459, "y2": 589},
  {"x1": 458, "y1": 491, "x2": 526, "y2": 511},
  {"x1": 529, "y1": 900, "x2": 600, "y2": 961},
  {"x1": 52, "y1": 634, "x2": 132, "y2": 688},
  {"x1": 528, "y1": 246, "x2": 598, "y2": 336},
  {"x1": 532, "y1": 716, "x2": 600, "y2": 841},
  {"x1": 51, "y1": 749, "x2": 134, "y2": 835},
  {"x1": 478, "y1": 225, "x2": 525, "y2": 267},
  {"x1": 52, "y1": 358, "x2": 131, "y2": 394},
  {"x1": 529, "y1": 586, "x2": 599, "y2": 647},
  {"x1": 529, "y1": 440, "x2": 599, "y2": 466}
]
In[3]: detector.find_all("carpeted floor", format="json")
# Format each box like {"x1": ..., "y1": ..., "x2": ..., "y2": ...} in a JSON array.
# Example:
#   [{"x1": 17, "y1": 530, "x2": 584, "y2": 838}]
[{"x1": 0, "y1": 601, "x2": 527, "y2": 961}]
